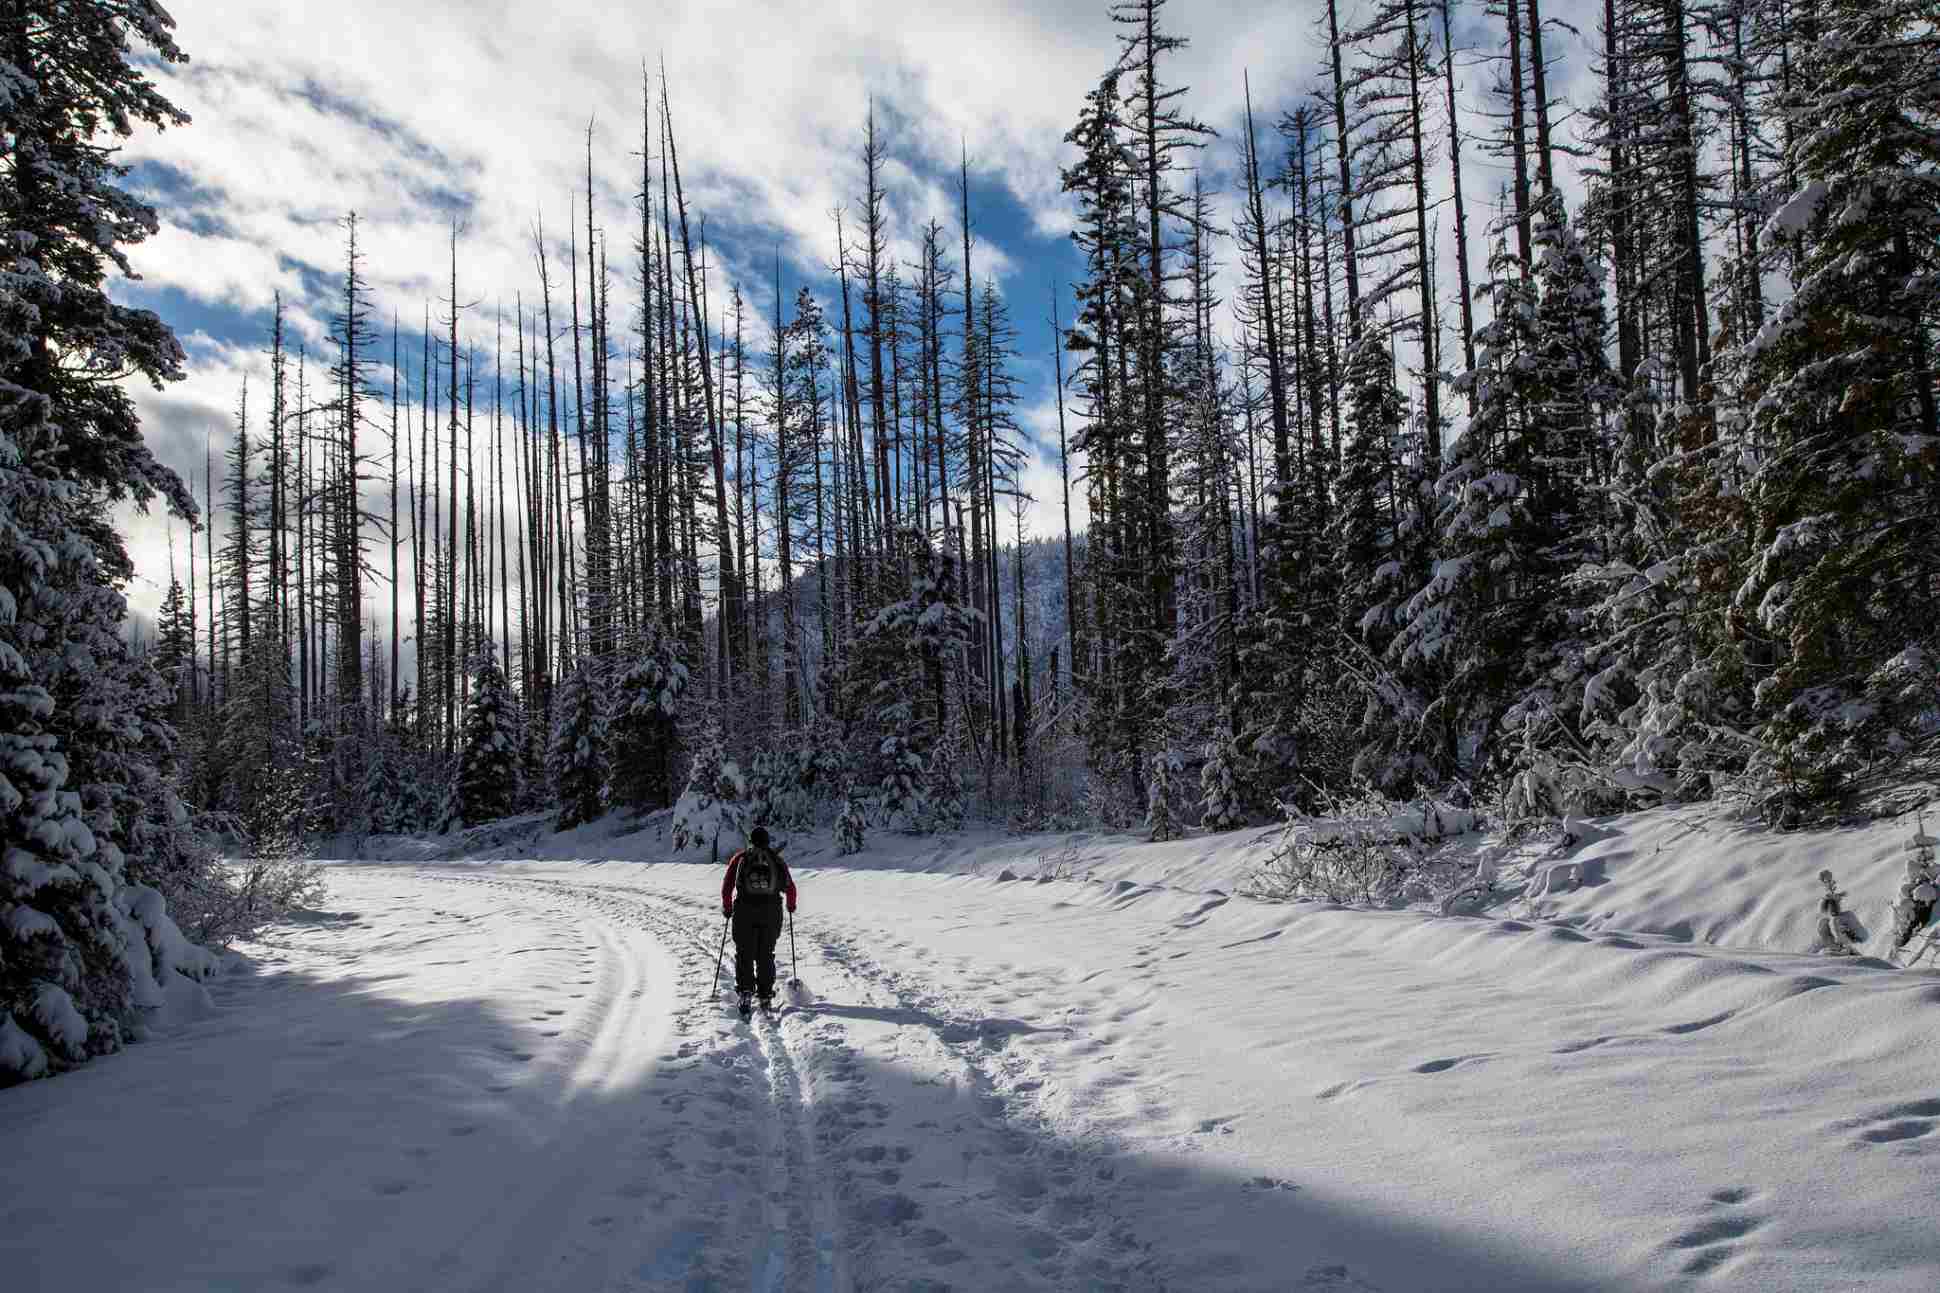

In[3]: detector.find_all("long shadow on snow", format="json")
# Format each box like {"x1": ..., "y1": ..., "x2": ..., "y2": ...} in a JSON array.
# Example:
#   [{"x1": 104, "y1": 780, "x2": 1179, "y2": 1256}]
[
  {"x1": 0, "y1": 930, "x2": 681, "y2": 1293},
  {"x1": 790, "y1": 1000, "x2": 1067, "y2": 1047}
]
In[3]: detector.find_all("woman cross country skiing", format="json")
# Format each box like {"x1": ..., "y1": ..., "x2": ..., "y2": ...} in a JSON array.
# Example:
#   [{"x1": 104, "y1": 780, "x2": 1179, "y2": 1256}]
[{"x1": 722, "y1": 826, "x2": 796, "y2": 1017}]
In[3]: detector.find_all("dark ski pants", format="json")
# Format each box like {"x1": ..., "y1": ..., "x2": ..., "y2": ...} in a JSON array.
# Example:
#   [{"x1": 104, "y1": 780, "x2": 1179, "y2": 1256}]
[{"x1": 731, "y1": 901, "x2": 784, "y2": 996}]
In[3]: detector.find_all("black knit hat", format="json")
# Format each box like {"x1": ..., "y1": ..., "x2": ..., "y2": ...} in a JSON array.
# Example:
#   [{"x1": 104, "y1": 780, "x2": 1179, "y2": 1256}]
[{"x1": 750, "y1": 826, "x2": 770, "y2": 849}]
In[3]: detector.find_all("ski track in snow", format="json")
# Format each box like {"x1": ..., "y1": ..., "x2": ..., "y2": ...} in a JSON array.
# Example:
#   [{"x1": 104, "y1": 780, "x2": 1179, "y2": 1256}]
[{"x1": 450, "y1": 871, "x2": 1157, "y2": 1291}]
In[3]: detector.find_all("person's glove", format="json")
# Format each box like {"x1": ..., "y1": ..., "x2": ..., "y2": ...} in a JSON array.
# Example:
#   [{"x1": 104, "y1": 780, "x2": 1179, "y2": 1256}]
[
  {"x1": 722, "y1": 902, "x2": 732, "y2": 917},
  {"x1": 786, "y1": 898, "x2": 796, "y2": 914}
]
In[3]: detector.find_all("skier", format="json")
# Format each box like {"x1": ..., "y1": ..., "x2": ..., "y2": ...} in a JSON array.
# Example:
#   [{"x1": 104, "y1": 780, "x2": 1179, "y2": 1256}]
[{"x1": 722, "y1": 826, "x2": 797, "y2": 1017}]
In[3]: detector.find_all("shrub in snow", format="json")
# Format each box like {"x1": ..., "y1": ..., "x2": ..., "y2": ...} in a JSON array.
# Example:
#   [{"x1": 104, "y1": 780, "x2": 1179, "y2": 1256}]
[
  {"x1": 445, "y1": 646, "x2": 520, "y2": 831},
  {"x1": 1501, "y1": 714, "x2": 1629, "y2": 830},
  {"x1": 834, "y1": 784, "x2": 866, "y2": 856},
  {"x1": 206, "y1": 852, "x2": 326, "y2": 947},
  {"x1": 1199, "y1": 728, "x2": 1246, "y2": 832},
  {"x1": 670, "y1": 729, "x2": 748, "y2": 861},
  {"x1": 1147, "y1": 749, "x2": 1180, "y2": 842},
  {"x1": 605, "y1": 624, "x2": 686, "y2": 812},
  {"x1": 1247, "y1": 786, "x2": 1479, "y2": 907},
  {"x1": 550, "y1": 658, "x2": 606, "y2": 831}
]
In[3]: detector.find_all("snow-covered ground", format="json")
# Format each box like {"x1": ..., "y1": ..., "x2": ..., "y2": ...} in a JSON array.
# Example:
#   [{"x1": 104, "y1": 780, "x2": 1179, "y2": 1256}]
[{"x1": 5, "y1": 803, "x2": 1939, "y2": 1291}]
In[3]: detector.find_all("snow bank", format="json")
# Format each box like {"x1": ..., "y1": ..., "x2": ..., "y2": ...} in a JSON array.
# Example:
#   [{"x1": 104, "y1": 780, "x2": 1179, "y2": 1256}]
[
  {"x1": 348, "y1": 794, "x2": 1940, "y2": 962},
  {"x1": 1523, "y1": 803, "x2": 1939, "y2": 956}
]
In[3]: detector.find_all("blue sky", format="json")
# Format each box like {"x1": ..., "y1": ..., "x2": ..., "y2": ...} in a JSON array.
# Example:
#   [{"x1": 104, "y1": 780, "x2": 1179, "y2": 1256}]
[{"x1": 110, "y1": 0, "x2": 1609, "y2": 637}]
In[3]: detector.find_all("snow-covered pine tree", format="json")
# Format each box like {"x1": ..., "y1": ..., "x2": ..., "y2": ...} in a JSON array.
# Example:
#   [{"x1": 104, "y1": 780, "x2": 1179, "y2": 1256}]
[
  {"x1": 1147, "y1": 747, "x2": 1180, "y2": 841},
  {"x1": 1724, "y1": 0, "x2": 1940, "y2": 807},
  {"x1": 1111, "y1": 0, "x2": 1212, "y2": 726},
  {"x1": 605, "y1": 622, "x2": 686, "y2": 813},
  {"x1": 446, "y1": 644, "x2": 519, "y2": 831},
  {"x1": 1199, "y1": 726, "x2": 1245, "y2": 832},
  {"x1": 1232, "y1": 107, "x2": 1340, "y2": 812},
  {"x1": 670, "y1": 726, "x2": 747, "y2": 861},
  {"x1": 1570, "y1": 371, "x2": 1748, "y2": 801},
  {"x1": 875, "y1": 733, "x2": 928, "y2": 832},
  {"x1": 358, "y1": 724, "x2": 411, "y2": 836},
  {"x1": 48, "y1": 571, "x2": 223, "y2": 934},
  {"x1": 212, "y1": 593, "x2": 300, "y2": 842},
  {"x1": 925, "y1": 737, "x2": 965, "y2": 832},
  {"x1": 841, "y1": 530, "x2": 975, "y2": 834},
  {"x1": 549, "y1": 657, "x2": 605, "y2": 831},
  {"x1": 0, "y1": 443, "x2": 137, "y2": 1080},
  {"x1": 1060, "y1": 70, "x2": 1152, "y2": 799},
  {"x1": 1394, "y1": 197, "x2": 1614, "y2": 783},
  {"x1": 154, "y1": 573, "x2": 194, "y2": 727},
  {"x1": 1332, "y1": 331, "x2": 1428, "y2": 791},
  {"x1": 0, "y1": 0, "x2": 226, "y2": 1082},
  {"x1": 834, "y1": 782, "x2": 866, "y2": 856}
]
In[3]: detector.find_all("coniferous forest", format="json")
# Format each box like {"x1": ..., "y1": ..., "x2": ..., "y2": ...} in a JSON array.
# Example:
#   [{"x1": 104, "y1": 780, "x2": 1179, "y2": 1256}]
[{"x1": 4, "y1": 0, "x2": 1937, "y2": 1082}]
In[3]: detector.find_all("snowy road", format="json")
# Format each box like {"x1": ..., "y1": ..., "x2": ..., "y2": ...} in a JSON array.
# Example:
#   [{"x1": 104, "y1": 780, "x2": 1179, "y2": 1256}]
[{"x1": 6, "y1": 856, "x2": 1939, "y2": 1291}]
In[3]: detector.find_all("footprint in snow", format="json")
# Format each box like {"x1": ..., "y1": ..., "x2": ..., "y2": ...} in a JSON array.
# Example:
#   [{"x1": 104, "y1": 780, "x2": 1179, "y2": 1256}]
[
  {"x1": 1243, "y1": 1175, "x2": 1300, "y2": 1193},
  {"x1": 1298, "y1": 1263, "x2": 1384, "y2": 1289},
  {"x1": 1665, "y1": 1189, "x2": 1765, "y2": 1276},
  {"x1": 280, "y1": 1262, "x2": 335, "y2": 1286},
  {"x1": 1835, "y1": 1097, "x2": 1940, "y2": 1147},
  {"x1": 1661, "y1": 1010, "x2": 1736, "y2": 1036},
  {"x1": 1553, "y1": 1035, "x2": 1617, "y2": 1055}
]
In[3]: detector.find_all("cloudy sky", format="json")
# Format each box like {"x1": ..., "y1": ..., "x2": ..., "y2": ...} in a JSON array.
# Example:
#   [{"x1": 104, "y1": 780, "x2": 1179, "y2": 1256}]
[{"x1": 112, "y1": 0, "x2": 1607, "y2": 643}]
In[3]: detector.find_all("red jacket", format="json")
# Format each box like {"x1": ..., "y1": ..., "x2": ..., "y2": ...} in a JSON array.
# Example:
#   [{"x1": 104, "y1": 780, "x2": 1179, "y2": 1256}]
[{"x1": 723, "y1": 849, "x2": 796, "y2": 914}]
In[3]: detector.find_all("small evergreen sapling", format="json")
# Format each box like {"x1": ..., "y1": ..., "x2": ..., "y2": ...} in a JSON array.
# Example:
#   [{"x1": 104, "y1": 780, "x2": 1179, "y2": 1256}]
[
  {"x1": 1199, "y1": 728, "x2": 1245, "y2": 832},
  {"x1": 550, "y1": 659, "x2": 607, "y2": 831},
  {"x1": 444, "y1": 645, "x2": 520, "y2": 831},
  {"x1": 835, "y1": 783, "x2": 866, "y2": 856},
  {"x1": 1887, "y1": 820, "x2": 1938, "y2": 963},
  {"x1": 1813, "y1": 870, "x2": 1859, "y2": 955},
  {"x1": 1147, "y1": 749, "x2": 1180, "y2": 842},
  {"x1": 605, "y1": 624, "x2": 686, "y2": 812},
  {"x1": 670, "y1": 729, "x2": 748, "y2": 861},
  {"x1": 925, "y1": 740, "x2": 964, "y2": 832},
  {"x1": 876, "y1": 733, "x2": 927, "y2": 833}
]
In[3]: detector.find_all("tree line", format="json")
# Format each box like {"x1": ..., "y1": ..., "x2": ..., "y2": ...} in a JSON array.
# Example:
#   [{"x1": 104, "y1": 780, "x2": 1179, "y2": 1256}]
[{"x1": 158, "y1": 0, "x2": 1938, "y2": 850}]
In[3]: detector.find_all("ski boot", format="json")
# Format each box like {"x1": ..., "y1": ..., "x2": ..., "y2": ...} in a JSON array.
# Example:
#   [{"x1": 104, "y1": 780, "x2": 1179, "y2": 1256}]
[{"x1": 737, "y1": 990, "x2": 754, "y2": 1019}]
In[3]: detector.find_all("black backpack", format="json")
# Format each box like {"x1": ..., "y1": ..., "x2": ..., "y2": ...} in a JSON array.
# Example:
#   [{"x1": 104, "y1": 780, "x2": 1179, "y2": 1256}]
[{"x1": 738, "y1": 847, "x2": 781, "y2": 899}]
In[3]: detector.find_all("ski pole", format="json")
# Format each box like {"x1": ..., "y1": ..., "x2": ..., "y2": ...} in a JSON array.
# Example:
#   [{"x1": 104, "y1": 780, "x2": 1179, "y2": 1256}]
[
  {"x1": 787, "y1": 907, "x2": 801, "y2": 990},
  {"x1": 711, "y1": 910, "x2": 730, "y2": 996}
]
